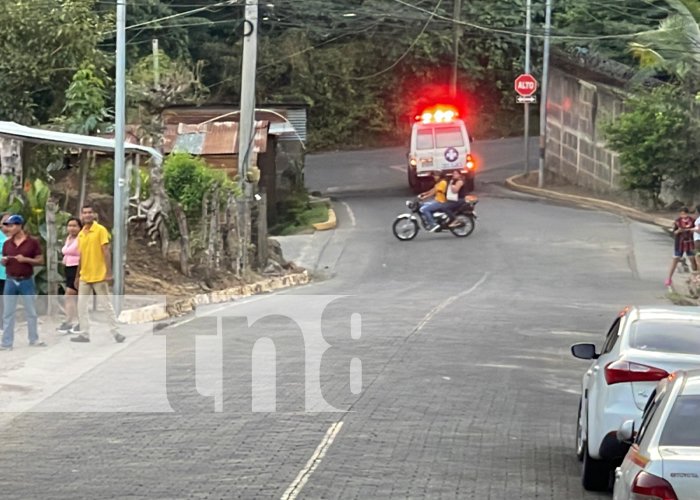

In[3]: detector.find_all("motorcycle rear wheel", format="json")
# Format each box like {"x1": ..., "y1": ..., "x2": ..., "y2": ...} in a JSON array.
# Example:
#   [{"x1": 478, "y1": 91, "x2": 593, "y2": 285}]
[
  {"x1": 393, "y1": 218, "x2": 419, "y2": 241},
  {"x1": 450, "y1": 214, "x2": 476, "y2": 238}
]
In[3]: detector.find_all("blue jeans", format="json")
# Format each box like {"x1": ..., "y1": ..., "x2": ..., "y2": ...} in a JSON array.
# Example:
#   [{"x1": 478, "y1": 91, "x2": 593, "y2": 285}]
[
  {"x1": 420, "y1": 201, "x2": 444, "y2": 228},
  {"x1": 2, "y1": 277, "x2": 38, "y2": 347}
]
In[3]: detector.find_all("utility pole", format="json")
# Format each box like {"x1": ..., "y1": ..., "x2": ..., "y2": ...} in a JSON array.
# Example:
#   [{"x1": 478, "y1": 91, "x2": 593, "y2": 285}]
[
  {"x1": 113, "y1": 0, "x2": 127, "y2": 313},
  {"x1": 538, "y1": 0, "x2": 552, "y2": 188},
  {"x1": 523, "y1": 0, "x2": 532, "y2": 173},
  {"x1": 237, "y1": 0, "x2": 259, "y2": 272},
  {"x1": 451, "y1": 0, "x2": 462, "y2": 98},
  {"x1": 152, "y1": 38, "x2": 159, "y2": 87}
]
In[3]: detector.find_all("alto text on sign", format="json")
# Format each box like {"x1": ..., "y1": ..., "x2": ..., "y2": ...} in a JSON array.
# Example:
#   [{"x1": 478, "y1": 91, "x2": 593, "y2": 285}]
[{"x1": 515, "y1": 74, "x2": 538, "y2": 97}]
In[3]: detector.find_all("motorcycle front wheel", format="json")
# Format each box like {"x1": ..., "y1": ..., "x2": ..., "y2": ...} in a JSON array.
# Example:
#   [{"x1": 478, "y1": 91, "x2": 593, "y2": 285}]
[
  {"x1": 450, "y1": 214, "x2": 476, "y2": 238},
  {"x1": 392, "y1": 217, "x2": 419, "y2": 241}
]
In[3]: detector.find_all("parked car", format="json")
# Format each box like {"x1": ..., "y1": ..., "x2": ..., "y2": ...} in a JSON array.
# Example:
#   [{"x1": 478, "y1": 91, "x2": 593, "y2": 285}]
[
  {"x1": 571, "y1": 306, "x2": 700, "y2": 491},
  {"x1": 612, "y1": 370, "x2": 700, "y2": 500}
]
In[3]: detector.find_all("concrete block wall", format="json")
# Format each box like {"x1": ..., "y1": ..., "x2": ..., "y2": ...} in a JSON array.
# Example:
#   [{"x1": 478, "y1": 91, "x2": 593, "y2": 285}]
[{"x1": 546, "y1": 68, "x2": 624, "y2": 193}]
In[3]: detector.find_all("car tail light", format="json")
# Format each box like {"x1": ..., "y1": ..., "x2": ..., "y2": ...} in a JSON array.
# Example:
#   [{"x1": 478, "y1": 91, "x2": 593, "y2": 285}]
[
  {"x1": 631, "y1": 472, "x2": 678, "y2": 500},
  {"x1": 605, "y1": 361, "x2": 669, "y2": 385},
  {"x1": 466, "y1": 154, "x2": 475, "y2": 169}
]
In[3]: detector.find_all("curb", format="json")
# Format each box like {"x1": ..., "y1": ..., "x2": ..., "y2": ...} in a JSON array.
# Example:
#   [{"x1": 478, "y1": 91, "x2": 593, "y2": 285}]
[
  {"x1": 313, "y1": 207, "x2": 337, "y2": 231},
  {"x1": 118, "y1": 271, "x2": 310, "y2": 324},
  {"x1": 505, "y1": 174, "x2": 674, "y2": 229}
]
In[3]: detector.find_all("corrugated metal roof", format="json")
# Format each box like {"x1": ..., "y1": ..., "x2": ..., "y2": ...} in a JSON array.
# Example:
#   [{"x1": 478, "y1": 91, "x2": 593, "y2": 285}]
[
  {"x1": 281, "y1": 108, "x2": 307, "y2": 142},
  {"x1": 164, "y1": 121, "x2": 268, "y2": 155}
]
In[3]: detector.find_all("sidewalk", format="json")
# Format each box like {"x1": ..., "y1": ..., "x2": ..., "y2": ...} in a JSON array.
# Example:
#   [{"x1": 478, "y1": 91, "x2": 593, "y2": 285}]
[{"x1": 505, "y1": 173, "x2": 697, "y2": 304}]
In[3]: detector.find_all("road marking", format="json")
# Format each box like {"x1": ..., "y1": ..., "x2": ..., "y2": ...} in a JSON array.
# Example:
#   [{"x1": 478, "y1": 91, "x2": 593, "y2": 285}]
[
  {"x1": 550, "y1": 330, "x2": 600, "y2": 337},
  {"x1": 477, "y1": 363, "x2": 523, "y2": 370},
  {"x1": 340, "y1": 201, "x2": 356, "y2": 227},
  {"x1": 388, "y1": 164, "x2": 405, "y2": 173},
  {"x1": 281, "y1": 422, "x2": 344, "y2": 500},
  {"x1": 416, "y1": 273, "x2": 489, "y2": 332}
]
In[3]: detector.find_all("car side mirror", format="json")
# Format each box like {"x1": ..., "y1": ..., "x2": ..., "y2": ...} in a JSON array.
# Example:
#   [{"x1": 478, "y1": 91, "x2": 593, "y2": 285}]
[
  {"x1": 571, "y1": 343, "x2": 599, "y2": 360},
  {"x1": 617, "y1": 420, "x2": 635, "y2": 444}
]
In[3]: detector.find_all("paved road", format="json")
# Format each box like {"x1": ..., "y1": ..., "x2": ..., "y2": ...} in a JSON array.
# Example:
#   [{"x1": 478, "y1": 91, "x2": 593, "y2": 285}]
[{"x1": 0, "y1": 138, "x2": 672, "y2": 499}]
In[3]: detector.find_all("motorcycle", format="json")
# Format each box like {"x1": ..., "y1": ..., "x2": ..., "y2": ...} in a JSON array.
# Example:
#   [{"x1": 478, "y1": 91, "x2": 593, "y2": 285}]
[{"x1": 392, "y1": 197, "x2": 477, "y2": 241}]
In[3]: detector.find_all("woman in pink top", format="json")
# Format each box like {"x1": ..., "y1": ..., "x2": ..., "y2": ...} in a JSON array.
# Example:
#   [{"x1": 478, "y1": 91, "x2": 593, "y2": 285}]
[{"x1": 57, "y1": 218, "x2": 82, "y2": 333}]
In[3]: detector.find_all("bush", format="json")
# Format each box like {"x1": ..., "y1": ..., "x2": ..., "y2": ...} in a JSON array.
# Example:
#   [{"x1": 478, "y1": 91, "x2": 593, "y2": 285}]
[
  {"x1": 93, "y1": 159, "x2": 151, "y2": 199},
  {"x1": 605, "y1": 86, "x2": 700, "y2": 207},
  {"x1": 163, "y1": 153, "x2": 233, "y2": 217}
]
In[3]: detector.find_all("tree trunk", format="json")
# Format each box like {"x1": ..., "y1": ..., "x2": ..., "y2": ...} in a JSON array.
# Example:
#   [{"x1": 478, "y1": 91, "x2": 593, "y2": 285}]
[
  {"x1": 206, "y1": 189, "x2": 216, "y2": 278},
  {"x1": 0, "y1": 138, "x2": 23, "y2": 203},
  {"x1": 171, "y1": 202, "x2": 191, "y2": 277},
  {"x1": 78, "y1": 150, "x2": 89, "y2": 211},
  {"x1": 212, "y1": 184, "x2": 221, "y2": 270},
  {"x1": 138, "y1": 156, "x2": 171, "y2": 257},
  {"x1": 256, "y1": 190, "x2": 268, "y2": 270},
  {"x1": 45, "y1": 200, "x2": 58, "y2": 316}
]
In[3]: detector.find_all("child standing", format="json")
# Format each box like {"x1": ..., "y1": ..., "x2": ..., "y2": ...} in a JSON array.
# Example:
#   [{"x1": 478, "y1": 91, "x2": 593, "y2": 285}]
[{"x1": 667, "y1": 207, "x2": 697, "y2": 286}]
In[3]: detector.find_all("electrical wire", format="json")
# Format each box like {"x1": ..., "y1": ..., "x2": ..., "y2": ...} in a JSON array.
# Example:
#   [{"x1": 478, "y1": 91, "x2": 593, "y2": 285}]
[
  {"x1": 391, "y1": 0, "x2": 683, "y2": 41},
  {"x1": 348, "y1": 0, "x2": 442, "y2": 81}
]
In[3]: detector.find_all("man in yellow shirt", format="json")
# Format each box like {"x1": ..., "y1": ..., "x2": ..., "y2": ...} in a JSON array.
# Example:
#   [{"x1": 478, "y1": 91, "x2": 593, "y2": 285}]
[
  {"x1": 70, "y1": 203, "x2": 124, "y2": 343},
  {"x1": 418, "y1": 172, "x2": 448, "y2": 231}
]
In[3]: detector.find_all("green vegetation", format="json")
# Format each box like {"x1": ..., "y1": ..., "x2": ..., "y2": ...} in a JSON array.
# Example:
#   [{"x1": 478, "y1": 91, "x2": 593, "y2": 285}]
[
  {"x1": 604, "y1": 86, "x2": 700, "y2": 207},
  {"x1": 163, "y1": 153, "x2": 235, "y2": 218},
  {"x1": 270, "y1": 189, "x2": 330, "y2": 236},
  {"x1": 92, "y1": 160, "x2": 151, "y2": 200}
]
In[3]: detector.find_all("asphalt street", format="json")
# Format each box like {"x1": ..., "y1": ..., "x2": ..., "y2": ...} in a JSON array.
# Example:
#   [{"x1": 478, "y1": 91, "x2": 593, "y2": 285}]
[{"x1": 0, "y1": 137, "x2": 673, "y2": 499}]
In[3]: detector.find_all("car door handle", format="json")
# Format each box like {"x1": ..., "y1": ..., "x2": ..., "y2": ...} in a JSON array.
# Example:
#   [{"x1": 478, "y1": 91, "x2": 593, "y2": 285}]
[
  {"x1": 593, "y1": 366, "x2": 599, "y2": 372},
  {"x1": 615, "y1": 469, "x2": 623, "y2": 479}
]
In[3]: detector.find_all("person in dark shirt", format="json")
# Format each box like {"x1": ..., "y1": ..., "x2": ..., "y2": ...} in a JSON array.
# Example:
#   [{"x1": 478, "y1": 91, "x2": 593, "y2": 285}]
[
  {"x1": 667, "y1": 207, "x2": 697, "y2": 287},
  {"x1": 0, "y1": 215, "x2": 45, "y2": 351}
]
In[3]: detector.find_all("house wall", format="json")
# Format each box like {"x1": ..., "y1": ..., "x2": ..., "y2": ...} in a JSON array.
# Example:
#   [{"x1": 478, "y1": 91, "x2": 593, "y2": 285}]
[{"x1": 546, "y1": 68, "x2": 624, "y2": 193}]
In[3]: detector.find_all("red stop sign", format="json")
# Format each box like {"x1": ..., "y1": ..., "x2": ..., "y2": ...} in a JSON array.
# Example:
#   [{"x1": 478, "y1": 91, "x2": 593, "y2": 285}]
[{"x1": 515, "y1": 74, "x2": 538, "y2": 96}]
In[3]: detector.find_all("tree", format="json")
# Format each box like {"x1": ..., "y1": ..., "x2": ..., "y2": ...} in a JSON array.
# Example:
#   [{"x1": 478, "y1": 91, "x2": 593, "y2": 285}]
[
  {"x1": 0, "y1": 0, "x2": 108, "y2": 124},
  {"x1": 128, "y1": 52, "x2": 209, "y2": 257},
  {"x1": 604, "y1": 86, "x2": 700, "y2": 206}
]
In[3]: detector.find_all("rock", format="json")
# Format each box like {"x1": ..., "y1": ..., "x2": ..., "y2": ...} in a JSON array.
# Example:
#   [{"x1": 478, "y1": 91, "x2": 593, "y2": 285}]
[
  {"x1": 668, "y1": 200, "x2": 685, "y2": 211},
  {"x1": 263, "y1": 260, "x2": 285, "y2": 276}
]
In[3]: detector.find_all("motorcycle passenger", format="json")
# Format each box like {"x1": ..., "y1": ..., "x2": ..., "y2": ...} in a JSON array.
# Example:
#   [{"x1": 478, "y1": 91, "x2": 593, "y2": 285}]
[
  {"x1": 444, "y1": 170, "x2": 466, "y2": 228},
  {"x1": 418, "y1": 172, "x2": 448, "y2": 232}
]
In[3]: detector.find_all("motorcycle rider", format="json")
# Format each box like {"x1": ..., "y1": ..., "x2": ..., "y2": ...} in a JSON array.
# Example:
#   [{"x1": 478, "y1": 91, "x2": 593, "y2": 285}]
[
  {"x1": 444, "y1": 170, "x2": 466, "y2": 228},
  {"x1": 418, "y1": 172, "x2": 448, "y2": 232}
]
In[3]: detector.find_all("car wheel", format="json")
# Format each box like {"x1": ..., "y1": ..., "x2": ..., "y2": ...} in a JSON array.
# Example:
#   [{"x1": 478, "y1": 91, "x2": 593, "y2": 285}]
[
  {"x1": 576, "y1": 400, "x2": 585, "y2": 462},
  {"x1": 582, "y1": 443, "x2": 613, "y2": 492}
]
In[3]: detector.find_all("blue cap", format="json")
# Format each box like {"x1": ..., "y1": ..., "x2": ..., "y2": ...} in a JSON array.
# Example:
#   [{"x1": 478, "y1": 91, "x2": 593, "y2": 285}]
[{"x1": 3, "y1": 215, "x2": 24, "y2": 225}]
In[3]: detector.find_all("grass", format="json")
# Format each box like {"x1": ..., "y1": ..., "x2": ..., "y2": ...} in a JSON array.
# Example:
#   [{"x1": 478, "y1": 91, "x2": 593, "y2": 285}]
[{"x1": 271, "y1": 203, "x2": 329, "y2": 236}]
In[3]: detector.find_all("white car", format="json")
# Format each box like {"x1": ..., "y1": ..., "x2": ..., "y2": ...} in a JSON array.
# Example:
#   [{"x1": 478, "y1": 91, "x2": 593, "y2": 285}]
[
  {"x1": 571, "y1": 306, "x2": 700, "y2": 491},
  {"x1": 612, "y1": 370, "x2": 700, "y2": 500}
]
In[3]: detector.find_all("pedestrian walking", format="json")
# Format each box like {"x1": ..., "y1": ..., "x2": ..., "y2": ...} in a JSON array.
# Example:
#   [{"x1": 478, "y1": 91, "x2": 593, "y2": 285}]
[
  {"x1": 57, "y1": 217, "x2": 81, "y2": 334},
  {"x1": 667, "y1": 207, "x2": 697, "y2": 287},
  {"x1": 0, "y1": 215, "x2": 45, "y2": 351},
  {"x1": 71, "y1": 203, "x2": 124, "y2": 344}
]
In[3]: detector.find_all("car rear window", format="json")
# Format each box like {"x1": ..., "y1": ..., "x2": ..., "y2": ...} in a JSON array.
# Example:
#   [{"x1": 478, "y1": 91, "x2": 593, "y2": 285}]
[
  {"x1": 435, "y1": 127, "x2": 464, "y2": 148},
  {"x1": 628, "y1": 320, "x2": 700, "y2": 355},
  {"x1": 660, "y1": 395, "x2": 700, "y2": 446},
  {"x1": 416, "y1": 129, "x2": 433, "y2": 150}
]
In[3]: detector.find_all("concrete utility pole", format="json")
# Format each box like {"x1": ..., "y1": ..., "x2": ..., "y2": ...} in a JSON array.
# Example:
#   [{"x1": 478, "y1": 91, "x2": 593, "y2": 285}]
[
  {"x1": 538, "y1": 0, "x2": 552, "y2": 188},
  {"x1": 113, "y1": 0, "x2": 127, "y2": 313},
  {"x1": 152, "y1": 38, "x2": 159, "y2": 87},
  {"x1": 451, "y1": 0, "x2": 462, "y2": 98},
  {"x1": 237, "y1": 0, "x2": 259, "y2": 272},
  {"x1": 523, "y1": 0, "x2": 532, "y2": 173}
]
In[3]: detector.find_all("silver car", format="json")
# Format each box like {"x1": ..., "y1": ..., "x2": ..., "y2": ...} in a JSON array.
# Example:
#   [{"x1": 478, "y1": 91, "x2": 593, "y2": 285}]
[{"x1": 612, "y1": 370, "x2": 700, "y2": 500}]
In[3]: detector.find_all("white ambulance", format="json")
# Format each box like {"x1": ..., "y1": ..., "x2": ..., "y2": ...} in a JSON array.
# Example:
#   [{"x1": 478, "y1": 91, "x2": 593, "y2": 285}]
[{"x1": 407, "y1": 105, "x2": 475, "y2": 194}]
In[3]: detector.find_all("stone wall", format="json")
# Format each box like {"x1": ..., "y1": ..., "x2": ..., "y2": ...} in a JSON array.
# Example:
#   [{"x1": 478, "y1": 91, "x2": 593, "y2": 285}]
[{"x1": 546, "y1": 68, "x2": 624, "y2": 193}]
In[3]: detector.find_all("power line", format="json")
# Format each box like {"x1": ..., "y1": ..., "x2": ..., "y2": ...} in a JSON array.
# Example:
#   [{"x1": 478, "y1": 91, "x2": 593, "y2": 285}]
[{"x1": 348, "y1": 0, "x2": 443, "y2": 81}]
